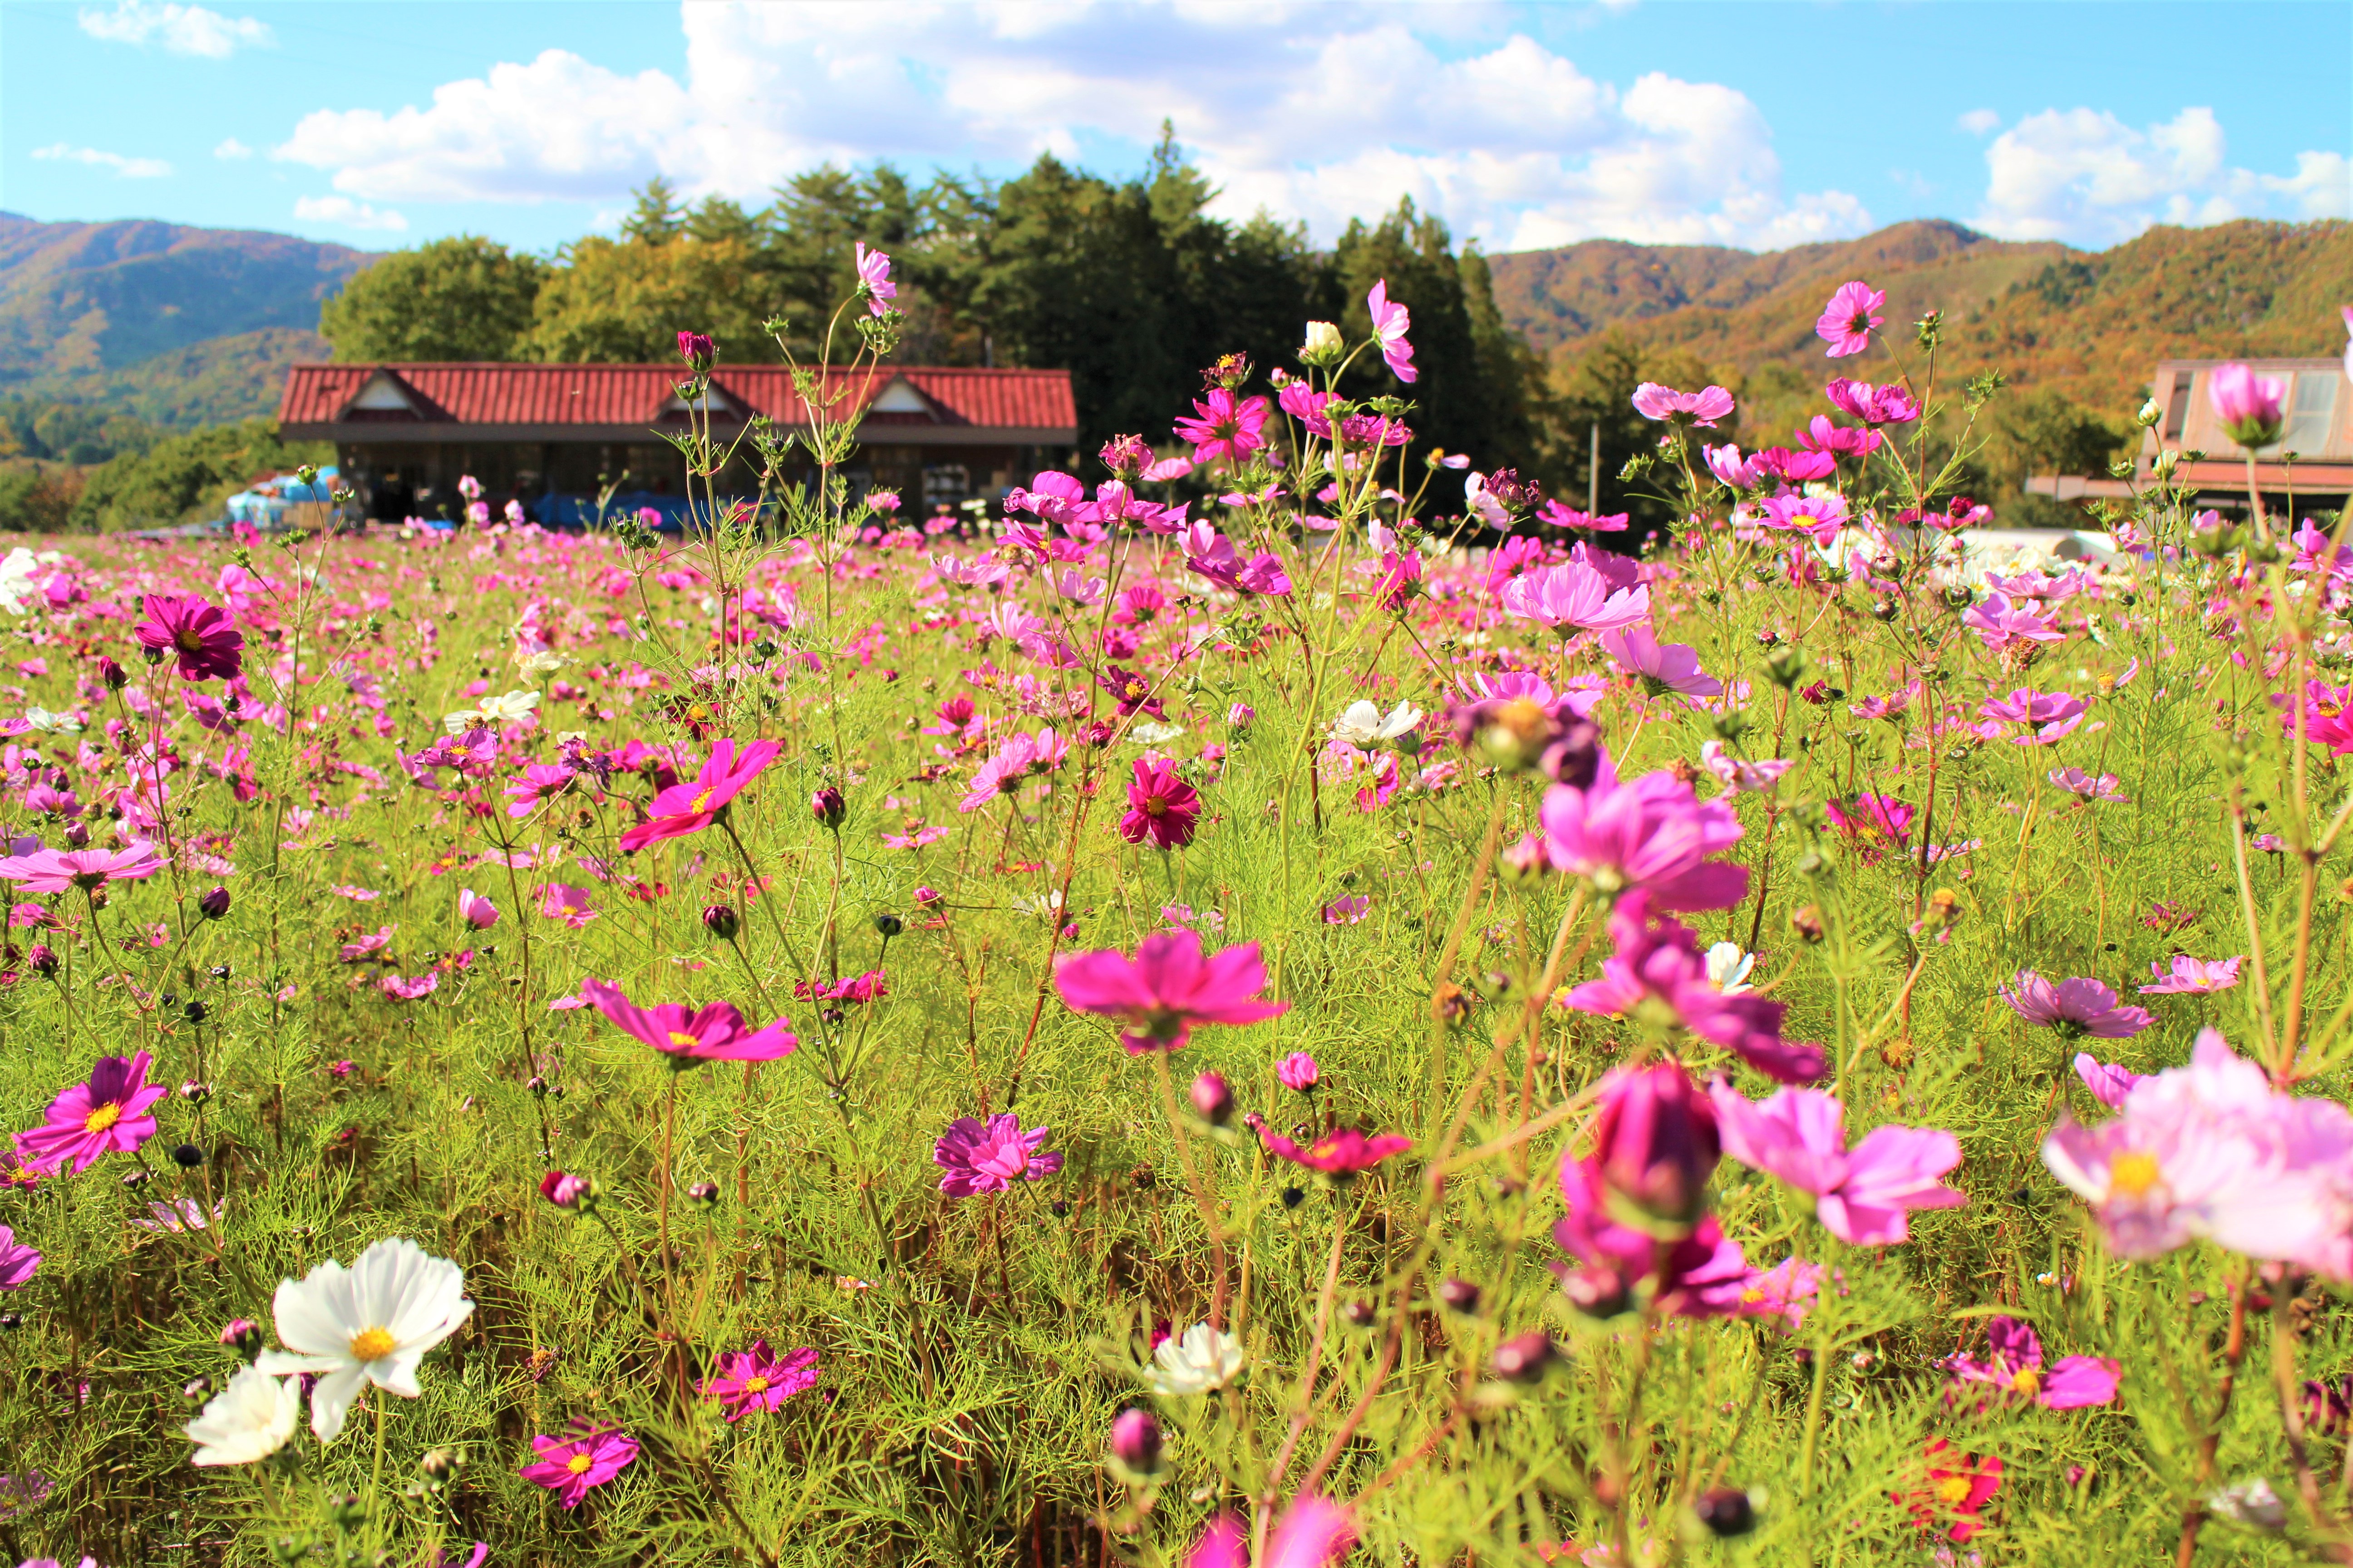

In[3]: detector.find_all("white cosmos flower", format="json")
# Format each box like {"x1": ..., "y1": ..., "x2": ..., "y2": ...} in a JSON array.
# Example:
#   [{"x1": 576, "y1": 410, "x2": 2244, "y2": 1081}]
[
  {"x1": 440, "y1": 708, "x2": 483, "y2": 734},
  {"x1": 0, "y1": 548, "x2": 44, "y2": 614},
  {"x1": 256, "y1": 1237, "x2": 473, "y2": 1442},
  {"x1": 478, "y1": 689, "x2": 542, "y2": 723},
  {"x1": 1330, "y1": 699, "x2": 1424, "y2": 747},
  {"x1": 1705, "y1": 941, "x2": 1756, "y2": 994},
  {"x1": 187, "y1": 1363, "x2": 301, "y2": 1465},
  {"x1": 1147, "y1": 1322, "x2": 1245, "y2": 1396}
]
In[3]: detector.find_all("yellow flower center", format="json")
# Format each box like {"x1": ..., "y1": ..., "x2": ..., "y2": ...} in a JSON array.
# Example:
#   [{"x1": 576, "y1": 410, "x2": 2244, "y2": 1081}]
[
  {"x1": 1935, "y1": 1475, "x2": 1974, "y2": 1507},
  {"x1": 83, "y1": 1103, "x2": 123, "y2": 1135},
  {"x1": 566, "y1": 1452, "x2": 595, "y2": 1475},
  {"x1": 2107, "y1": 1150, "x2": 2161, "y2": 1198},
  {"x1": 176, "y1": 627, "x2": 206, "y2": 654},
  {"x1": 2008, "y1": 1366, "x2": 2041, "y2": 1396},
  {"x1": 1145, "y1": 796, "x2": 1167, "y2": 817},
  {"x1": 668, "y1": 1032, "x2": 702, "y2": 1049},
  {"x1": 350, "y1": 1327, "x2": 396, "y2": 1362},
  {"x1": 745, "y1": 1376, "x2": 770, "y2": 1394},
  {"x1": 689, "y1": 788, "x2": 716, "y2": 813}
]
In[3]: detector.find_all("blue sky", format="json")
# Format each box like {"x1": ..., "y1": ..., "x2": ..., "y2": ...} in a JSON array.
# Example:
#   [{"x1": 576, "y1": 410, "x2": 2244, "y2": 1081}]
[{"x1": 3, "y1": 0, "x2": 2347, "y2": 257}]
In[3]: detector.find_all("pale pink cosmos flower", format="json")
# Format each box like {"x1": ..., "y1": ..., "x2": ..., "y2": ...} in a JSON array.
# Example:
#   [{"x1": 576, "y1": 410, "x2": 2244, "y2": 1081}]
[
  {"x1": 1708, "y1": 1080, "x2": 1965, "y2": 1245},
  {"x1": 1703, "y1": 443, "x2": 1765, "y2": 488},
  {"x1": 1978, "y1": 687, "x2": 2088, "y2": 746},
  {"x1": 2001, "y1": 971, "x2": 2153, "y2": 1039},
  {"x1": 536, "y1": 882, "x2": 596, "y2": 929},
  {"x1": 2138, "y1": 954, "x2": 2243, "y2": 995},
  {"x1": 961, "y1": 727, "x2": 1068, "y2": 812},
  {"x1": 1497, "y1": 559, "x2": 1650, "y2": 634},
  {"x1": 853, "y1": 243, "x2": 896, "y2": 316},
  {"x1": 1816, "y1": 280, "x2": 1885, "y2": 357},
  {"x1": 1053, "y1": 929, "x2": 1288, "y2": 1053},
  {"x1": 1631, "y1": 383, "x2": 1735, "y2": 427},
  {"x1": 1601, "y1": 624, "x2": 1722, "y2": 697},
  {"x1": 457, "y1": 888, "x2": 498, "y2": 928},
  {"x1": 1945, "y1": 1317, "x2": 2118, "y2": 1409},
  {"x1": 0, "y1": 841, "x2": 168, "y2": 894},
  {"x1": 1366, "y1": 279, "x2": 1416, "y2": 383},
  {"x1": 2049, "y1": 767, "x2": 2128, "y2": 803},
  {"x1": 2208, "y1": 362, "x2": 2287, "y2": 448},
  {"x1": 1961, "y1": 591, "x2": 2064, "y2": 650},
  {"x1": 1698, "y1": 741, "x2": 1793, "y2": 794},
  {"x1": 2072, "y1": 1052, "x2": 2144, "y2": 1110},
  {"x1": 1539, "y1": 749, "x2": 1748, "y2": 911}
]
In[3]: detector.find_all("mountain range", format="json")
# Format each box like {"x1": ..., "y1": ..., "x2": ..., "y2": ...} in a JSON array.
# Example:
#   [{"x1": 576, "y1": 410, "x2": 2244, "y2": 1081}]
[{"x1": 1, "y1": 209, "x2": 2345, "y2": 432}]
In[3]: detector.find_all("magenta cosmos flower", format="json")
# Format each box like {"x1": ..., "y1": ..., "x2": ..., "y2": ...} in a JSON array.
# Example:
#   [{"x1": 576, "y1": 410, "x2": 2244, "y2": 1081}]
[
  {"x1": 701, "y1": 1339, "x2": 819, "y2": 1421},
  {"x1": 1538, "y1": 749, "x2": 1748, "y2": 911},
  {"x1": 1600, "y1": 624, "x2": 1722, "y2": 697},
  {"x1": 853, "y1": 242, "x2": 896, "y2": 316},
  {"x1": 1255, "y1": 1123, "x2": 1411, "y2": 1175},
  {"x1": 1824, "y1": 377, "x2": 1919, "y2": 426},
  {"x1": 933, "y1": 1113, "x2": 1064, "y2": 1196},
  {"x1": 15, "y1": 1050, "x2": 167, "y2": 1174},
  {"x1": 1816, "y1": 280, "x2": 1885, "y2": 357},
  {"x1": 2208, "y1": 362, "x2": 2287, "y2": 448},
  {"x1": 1708, "y1": 1081, "x2": 1965, "y2": 1245},
  {"x1": 1121, "y1": 757, "x2": 1201, "y2": 850},
  {"x1": 617, "y1": 738, "x2": 782, "y2": 851},
  {"x1": 1630, "y1": 382, "x2": 1734, "y2": 427},
  {"x1": 1366, "y1": 279, "x2": 1417, "y2": 383},
  {"x1": 1054, "y1": 929, "x2": 1289, "y2": 1053},
  {"x1": 0, "y1": 1224, "x2": 40, "y2": 1290},
  {"x1": 1189, "y1": 1495, "x2": 1355, "y2": 1568},
  {"x1": 0, "y1": 841, "x2": 168, "y2": 895},
  {"x1": 134, "y1": 593, "x2": 244, "y2": 682},
  {"x1": 518, "y1": 1423, "x2": 637, "y2": 1508},
  {"x1": 1562, "y1": 895, "x2": 1826, "y2": 1084},
  {"x1": 1945, "y1": 1316, "x2": 2117, "y2": 1410},
  {"x1": 1172, "y1": 388, "x2": 1270, "y2": 464},
  {"x1": 2139, "y1": 954, "x2": 2242, "y2": 995},
  {"x1": 2000, "y1": 971, "x2": 2152, "y2": 1040},
  {"x1": 578, "y1": 977, "x2": 797, "y2": 1065}
]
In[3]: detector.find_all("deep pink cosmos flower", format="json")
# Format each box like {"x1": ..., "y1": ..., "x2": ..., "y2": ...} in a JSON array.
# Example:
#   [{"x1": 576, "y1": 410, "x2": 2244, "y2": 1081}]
[
  {"x1": 1792, "y1": 414, "x2": 1882, "y2": 459},
  {"x1": 1538, "y1": 750, "x2": 1748, "y2": 911},
  {"x1": 1554, "y1": 1143, "x2": 1758, "y2": 1320},
  {"x1": 1825, "y1": 792, "x2": 1915, "y2": 847},
  {"x1": 1367, "y1": 279, "x2": 1416, "y2": 383},
  {"x1": 1588, "y1": 1062, "x2": 1720, "y2": 1225},
  {"x1": 701, "y1": 1339, "x2": 819, "y2": 1421},
  {"x1": 1823, "y1": 377, "x2": 1919, "y2": 426},
  {"x1": 933, "y1": 1113, "x2": 1064, "y2": 1196},
  {"x1": 1601, "y1": 624, "x2": 1722, "y2": 697},
  {"x1": 1756, "y1": 490, "x2": 1848, "y2": 544},
  {"x1": 0, "y1": 841, "x2": 168, "y2": 895},
  {"x1": 578, "y1": 977, "x2": 798, "y2": 1064},
  {"x1": 1816, "y1": 280, "x2": 1885, "y2": 357},
  {"x1": 1121, "y1": 758, "x2": 1201, "y2": 850},
  {"x1": 1173, "y1": 388, "x2": 1271, "y2": 463},
  {"x1": 457, "y1": 888, "x2": 498, "y2": 929},
  {"x1": 2000, "y1": 971, "x2": 2153, "y2": 1039},
  {"x1": 134, "y1": 594, "x2": 244, "y2": 682},
  {"x1": 1188, "y1": 1494, "x2": 1355, "y2": 1568},
  {"x1": 1561, "y1": 896, "x2": 1826, "y2": 1083},
  {"x1": 518, "y1": 1422, "x2": 637, "y2": 1508},
  {"x1": 2139, "y1": 955, "x2": 2243, "y2": 995},
  {"x1": 503, "y1": 762, "x2": 576, "y2": 818},
  {"x1": 1907, "y1": 1440, "x2": 2002, "y2": 1543},
  {"x1": 1631, "y1": 382, "x2": 1734, "y2": 427},
  {"x1": 2209, "y1": 362, "x2": 2287, "y2": 448},
  {"x1": 15, "y1": 1050, "x2": 166, "y2": 1174},
  {"x1": 617, "y1": 738, "x2": 781, "y2": 851},
  {"x1": 1255, "y1": 1123, "x2": 1411, "y2": 1174},
  {"x1": 795, "y1": 969, "x2": 887, "y2": 1004},
  {"x1": 1497, "y1": 558, "x2": 1650, "y2": 633},
  {"x1": 1054, "y1": 929, "x2": 1289, "y2": 1053},
  {"x1": 1945, "y1": 1316, "x2": 2118, "y2": 1409},
  {"x1": 1277, "y1": 1051, "x2": 1319, "y2": 1091},
  {"x1": 677, "y1": 330, "x2": 715, "y2": 370},
  {"x1": 0, "y1": 1223, "x2": 41, "y2": 1290},
  {"x1": 854, "y1": 242, "x2": 896, "y2": 316},
  {"x1": 1708, "y1": 1081, "x2": 1965, "y2": 1245}
]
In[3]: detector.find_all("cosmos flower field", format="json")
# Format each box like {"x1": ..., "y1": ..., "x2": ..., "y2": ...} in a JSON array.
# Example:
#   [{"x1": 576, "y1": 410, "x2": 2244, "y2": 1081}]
[{"x1": 3, "y1": 269, "x2": 2352, "y2": 1568}]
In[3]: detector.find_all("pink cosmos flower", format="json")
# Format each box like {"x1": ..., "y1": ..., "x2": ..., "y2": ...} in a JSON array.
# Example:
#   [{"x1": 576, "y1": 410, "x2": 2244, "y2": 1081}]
[
  {"x1": 340, "y1": 925, "x2": 394, "y2": 962},
  {"x1": 2000, "y1": 971, "x2": 2153, "y2": 1039},
  {"x1": 1909, "y1": 1441, "x2": 2003, "y2": 1543},
  {"x1": 1601, "y1": 624, "x2": 1723, "y2": 697},
  {"x1": 379, "y1": 973, "x2": 438, "y2": 1000},
  {"x1": 1698, "y1": 741, "x2": 1793, "y2": 794},
  {"x1": 1793, "y1": 414, "x2": 1882, "y2": 459},
  {"x1": 1708, "y1": 1081, "x2": 1965, "y2": 1245},
  {"x1": 2209, "y1": 362, "x2": 2287, "y2": 448},
  {"x1": 702, "y1": 1340, "x2": 819, "y2": 1421},
  {"x1": 537, "y1": 882, "x2": 597, "y2": 929},
  {"x1": 1630, "y1": 383, "x2": 1735, "y2": 427},
  {"x1": 795, "y1": 969, "x2": 887, "y2": 1004},
  {"x1": 457, "y1": 888, "x2": 498, "y2": 928},
  {"x1": 1366, "y1": 279, "x2": 1416, "y2": 383},
  {"x1": 1555, "y1": 1142, "x2": 1758, "y2": 1318},
  {"x1": 0, "y1": 1223, "x2": 38, "y2": 1290},
  {"x1": 1946, "y1": 1315, "x2": 2117, "y2": 1409},
  {"x1": 14, "y1": 1050, "x2": 166, "y2": 1174},
  {"x1": 933, "y1": 1113, "x2": 1063, "y2": 1196},
  {"x1": 1320, "y1": 895, "x2": 1369, "y2": 925},
  {"x1": 1978, "y1": 687, "x2": 2088, "y2": 746},
  {"x1": 1497, "y1": 559, "x2": 1650, "y2": 633},
  {"x1": 962, "y1": 727, "x2": 1069, "y2": 812},
  {"x1": 1255, "y1": 1123, "x2": 1411, "y2": 1174},
  {"x1": 1173, "y1": 388, "x2": 1271, "y2": 463},
  {"x1": 1561, "y1": 895, "x2": 1826, "y2": 1083},
  {"x1": 1188, "y1": 1495, "x2": 1355, "y2": 1568},
  {"x1": 853, "y1": 242, "x2": 896, "y2": 316},
  {"x1": 2048, "y1": 767, "x2": 2127, "y2": 803},
  {"x1": 1121, "y1": 757, "x2": 1201, "y2": 850},
  {"x1": 519, "y1": 1423, "x2": 637, "y2": 1508},
  {"x1": 2072, "y1": 1052, "x2": 2144, "y2": 1110},
  {"x1": 1823, "y1": 377, "x2": 1920, "y2": 425},
  {"x1": 578, "y1": 977, "x2": 798, "y2": 1064},
  {"x1": 1277, "y1": 1051, "x2": 1319, "y2": 1091},
  {"x1": 1816, "y1": 280, "x2": 1885, "y2": 357},
  {"x1": 616, "y1": 738, "x2": 782, "y2": 851},
  {"x1": 1053, "y1": 929, "x2": 1288, "y2": 1053},
  {"x1": 1184, "y1": 526, "x2": 1294, "y2": 597},
  {"x1": 0, "y1": 841, "x2": 168, "y2": 894},
  {"x1": 1756, "y1": 491, "x2": 1848, "y2": 545},
  {"x1": 503, "y1": 762, "x2": 576, "y2": 818},
  {"x1": 1961, "y1": 591, "x2": 2064, "y2": 650},
  {"x1": 134, "y1": 594, "x2": 244, "y2": 682},
  {"x1": 1538, "y1": 749, "x2": 1748, "y2": 911},
  {"x1": 2138, "y1": 954, "x2": 2243, "y2": 995}
]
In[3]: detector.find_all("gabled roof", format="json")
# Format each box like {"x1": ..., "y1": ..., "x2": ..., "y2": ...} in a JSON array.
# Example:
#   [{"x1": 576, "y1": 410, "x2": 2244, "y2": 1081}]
[{"x1": 278, "y1": 363, "x2": 1077, "y2": 440}]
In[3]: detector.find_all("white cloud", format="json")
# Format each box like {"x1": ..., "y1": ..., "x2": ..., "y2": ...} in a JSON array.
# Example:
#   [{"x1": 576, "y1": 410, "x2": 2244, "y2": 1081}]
[
  {"x1": 1976, "y1": 106, "x2": 2348, "y2": 244},
  {"x1": 1957, "y1": 108, "x2": 2000, "y2": 137},
  {"x1": 30, "y1": 143, "x2": 171, "y2": 179},
  {"x1": 78, "y1": 0, "x2": 271, "y2": 57},
  {"x1": 213, "y1": 137, "x2": 252, "y2": 160},
  {"x1": 294, "y1": 195, "x2": 409, "y2": 232},
  {"x1": 271, "y1": 3, "x2": 1869, "y2": 252}
]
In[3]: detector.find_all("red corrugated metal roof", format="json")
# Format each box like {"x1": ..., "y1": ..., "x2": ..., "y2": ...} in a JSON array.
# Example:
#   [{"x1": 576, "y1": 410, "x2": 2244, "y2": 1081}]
[{"x1": 278, "y1": 363, "x2": 1076, "y2": 431}]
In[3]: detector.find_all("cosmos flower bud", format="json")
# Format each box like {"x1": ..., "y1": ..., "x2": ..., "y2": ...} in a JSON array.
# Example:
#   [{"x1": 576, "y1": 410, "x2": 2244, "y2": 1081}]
[
  {"x1": 811, "y1": 787, "x2": 847, "y2": 829},
  {"x1": 219, "y1": 1317, "x2": 262, "y2": 1358},
  {"x1": 2136, "y1": 398, "x2": 2163, "y2": 428},
  {"x1": 1108, "y1": 1407, "x2": 1164, "y2": 1480},
  {"x1": 676, "y1": 330, "x2": 716, "y2": 372},
  {"x1": 1490, "y1": 1331, "x2": 1557, "y2": 1383},
  {"x1": 1188, "y1": 1071, "x2": 1234, "y2": 1125},
  {"x1": 913, "y1": 886, "x2": 941, "y2": 905},
  {"x1": 1694, "y1": 1488, "x2": 1757, "y2": 1536},
  {"x1": 1437, "y1": 1277, "x2": 1482, "y2": 1314},
  {"x1": 1590, "y1": 1063, "x2": 1719, "y2": 1230},
  {"x1": 197, "y1": 885, "x2": 230, "y2": 920},
  {"x1": 27, "y1": 944, "x2": 57, "y2": 978},
  {"x1": 538, "y1": 1170, "x2": 594, "y2": 1212},
  {"x1": 872, "y1": 912, "x2": 904, "y2": 939},
  {"x1": 1301, "y1": 320, "x2": 1343, "y2": 361},
  {"x1": 1276, "y1": 1052, "x2": 1319, "y2": 1092},
  {"x1": 96, "y1": 655, "x2": 128, "y2": 690},
  {"x1": 419, "y1": 1447, "x2": 461, "y2": 1485},
  {"x1": 686, "y1": 1180, "x2": 720, "y2": 1208},
  {"x1": 701, "y1": 903, "x2": 741, "y2": 940}
]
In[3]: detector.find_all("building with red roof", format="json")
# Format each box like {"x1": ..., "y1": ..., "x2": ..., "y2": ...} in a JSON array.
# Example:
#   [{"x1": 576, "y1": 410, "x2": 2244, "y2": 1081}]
[{"x1": 277, "y1": 362, "x2": 1079, "y2": 524}]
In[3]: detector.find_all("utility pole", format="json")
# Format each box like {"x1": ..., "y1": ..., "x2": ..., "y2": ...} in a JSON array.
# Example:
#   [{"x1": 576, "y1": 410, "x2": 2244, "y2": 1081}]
[{"x1": 1589, "y1": 420, "x2": 1600, "y2": 515}]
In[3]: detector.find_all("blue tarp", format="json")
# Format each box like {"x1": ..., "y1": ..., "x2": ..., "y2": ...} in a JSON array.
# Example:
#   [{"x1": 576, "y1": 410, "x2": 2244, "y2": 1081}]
[{"x1": 223, "y1": 467, "x2": 339, "y2": 528}]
